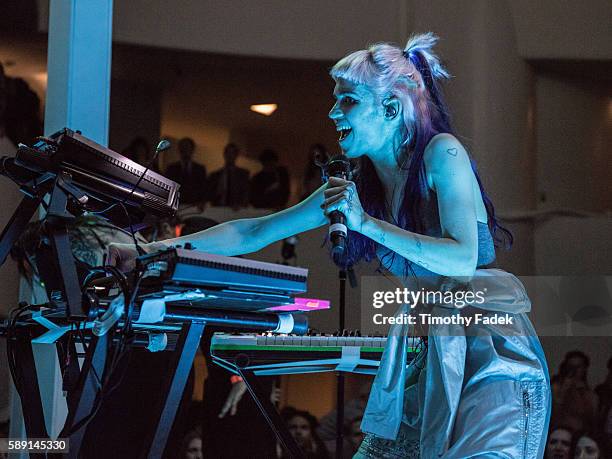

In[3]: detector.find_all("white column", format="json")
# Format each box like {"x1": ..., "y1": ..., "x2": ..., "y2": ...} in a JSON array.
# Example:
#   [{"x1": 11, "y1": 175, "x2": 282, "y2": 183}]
[
  {"x1": 44, "y1": 0, "x2": 114, "y2": 144},
  {"x1": 10, "y1": 0, "x2": 114, "y2": 446}
]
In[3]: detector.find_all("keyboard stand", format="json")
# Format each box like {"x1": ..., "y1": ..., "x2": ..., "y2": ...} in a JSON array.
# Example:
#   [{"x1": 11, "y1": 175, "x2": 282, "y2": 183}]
[
  {"x1": 9, "y1": 327, "x2": 49, "y2": 459},
  {"x1": 9, "y1": 310, "x2": 309, "y2": 458},
  {"x1": 60, "y1": 333, "x2": 110, "y2": 458},
  {"x1": 142, "y1": 321, "x2": 205, "y2": 459},
  {"x1": 9, "y1": 317, "x2": 204, "y2": 459},
  {"x1": 237, "y1": 366, "x2": 306, "y2": 459}
]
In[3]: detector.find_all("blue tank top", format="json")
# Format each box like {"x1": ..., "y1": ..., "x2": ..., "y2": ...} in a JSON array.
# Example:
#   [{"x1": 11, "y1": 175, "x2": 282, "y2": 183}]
[{"x1": 377, "y1": 186, "x2": 496, "y2": 279}]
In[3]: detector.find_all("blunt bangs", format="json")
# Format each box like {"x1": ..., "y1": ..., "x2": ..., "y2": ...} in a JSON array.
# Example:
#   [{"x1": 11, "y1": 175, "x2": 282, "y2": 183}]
[{"x1": 330, "y1": 50, "x2": 377, "y2": 87}]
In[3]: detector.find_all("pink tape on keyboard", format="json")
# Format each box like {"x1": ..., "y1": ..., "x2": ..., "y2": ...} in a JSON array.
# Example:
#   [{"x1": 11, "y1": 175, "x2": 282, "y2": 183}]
[{"x1": 266, "y1": 297, "x2": 330, "y2": 312}]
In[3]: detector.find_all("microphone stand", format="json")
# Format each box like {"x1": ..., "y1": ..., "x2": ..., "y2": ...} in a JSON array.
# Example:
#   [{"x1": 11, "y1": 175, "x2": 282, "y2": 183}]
[
  {"x1": 317, "y1": 153, "x2": 353, "y2": 459},
  {"x1": 335, "y1": 268, "x2": 347, "y2": 459}
]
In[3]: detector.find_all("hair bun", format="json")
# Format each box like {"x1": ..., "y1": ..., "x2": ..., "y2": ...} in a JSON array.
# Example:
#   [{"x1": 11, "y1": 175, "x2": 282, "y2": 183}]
[{"x1": 404, "y1": 32, "x2": 450, "y2": 80}]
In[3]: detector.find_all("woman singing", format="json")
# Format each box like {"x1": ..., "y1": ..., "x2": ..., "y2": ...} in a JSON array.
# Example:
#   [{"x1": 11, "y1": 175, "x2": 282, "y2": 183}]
[{"x1": 110, "y1": 33, "x2": 551, "y2": 458}]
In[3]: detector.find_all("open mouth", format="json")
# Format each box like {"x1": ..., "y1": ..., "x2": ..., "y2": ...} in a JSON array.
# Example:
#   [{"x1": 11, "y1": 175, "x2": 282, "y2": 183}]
[{"x1": 338, "y1": 127, "x2": 352, "y2": 141}]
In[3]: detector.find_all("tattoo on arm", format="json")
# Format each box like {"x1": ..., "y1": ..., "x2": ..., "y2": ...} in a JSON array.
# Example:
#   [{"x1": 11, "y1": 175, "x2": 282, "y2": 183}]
[
  {"x1": 379, "y1": 231, "x2": 386, "y2": 245},
  {"x1": 446, "y1": 148, "x2": 458, "y2": 156},
  {"x1": 346, "y1": 188, "x2": 354, "y2": 212},
  {"x1": 412, "y1": 236, "x2": 429, "y2": 267}
]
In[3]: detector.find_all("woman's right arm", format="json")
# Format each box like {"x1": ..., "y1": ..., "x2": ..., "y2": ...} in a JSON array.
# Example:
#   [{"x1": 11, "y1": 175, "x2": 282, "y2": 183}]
[
  {"x1": 166, "y1": 183, "x2": 327, "y2": 255},
  {"x1": 108, "y1": 184, "x2": 328, "y2": 270}
]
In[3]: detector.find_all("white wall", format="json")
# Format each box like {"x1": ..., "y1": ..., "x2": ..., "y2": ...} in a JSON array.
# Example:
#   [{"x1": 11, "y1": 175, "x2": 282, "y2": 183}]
[
  {"x1": 112, "y1": 0, "x2": 406, "y2": 60},
  {"x1": 536, "y1": 73, "x2": 612, "y2": 212},
  {"x1": 39, "y1": 1, "x2": 612, "y2": 62},
  {"x1": 38, "y1": 0, "x2": 612, "y2": 59},
  {"x1": 509, "y1": 0, "x2": 612, "y2": 60}
]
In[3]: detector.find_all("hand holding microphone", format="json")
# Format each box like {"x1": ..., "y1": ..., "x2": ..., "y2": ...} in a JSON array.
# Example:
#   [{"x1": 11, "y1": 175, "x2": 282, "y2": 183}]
[{"x1": 320, "y1": 155, "x2": 365, "y2": 263}]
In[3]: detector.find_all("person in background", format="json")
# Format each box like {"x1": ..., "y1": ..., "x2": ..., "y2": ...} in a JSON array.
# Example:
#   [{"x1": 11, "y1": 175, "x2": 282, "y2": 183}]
[
  {"x1": 178, "y1": 427, "x2": 203, "y2": 459},
  {"x1": 250, "y1": 148, "x2": 290, "y2": 209},
  {"x1": 317, "y1": 381, "x2": 370, "y2": 457},
  {"x1": 552, "y1": 351, "x2": 597, "y2": 432},
  {"x1": 571, "y1": 431, "x2": 607, "y2": 459},
  {"x1": 165, "y1": 137, "x2": 207, "y2": 205},
  {"x1": 2, "y1": 65, "x2": 42, "y2": 146},
  {"x1": 346, "y1": 417, "x2": 365, "y2": 458},
  {"x1": 122, "y1": 136, "x2": 159, "y2": 171},
  {"x1": 279, "y1": 408, "x2": 329, "y2": 459},
  {"x1": 545, "y1": 426, "x2": 573, "y2": 459},
  {"x1": 207, "y1": 143, "x2": 250, "y2": 208},
  {"x1": 595, "y1": 357, "x2": 612, "y2": 441},
  {"x1": 300, "y1": 143, "x2": 329, "y2": 200}
]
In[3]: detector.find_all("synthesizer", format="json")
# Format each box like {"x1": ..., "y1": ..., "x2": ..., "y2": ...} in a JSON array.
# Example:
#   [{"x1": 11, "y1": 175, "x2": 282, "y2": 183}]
[
  {"x1": 210, "y1": 333, "x2": 423, "y2": 375},
  {"x1": 137, "y1": 248, "x2": 308, "y2": 296},
  {"x1": 14, "y1": 128, "x2": 180, "y2": 219}
]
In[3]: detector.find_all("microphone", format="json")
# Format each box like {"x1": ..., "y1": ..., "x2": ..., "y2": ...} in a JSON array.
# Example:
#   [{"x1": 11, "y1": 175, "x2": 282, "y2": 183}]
[
  {"x1": 325, "y1": 154, "x2": 352, "y2": 263},
  {"x1": 123, "y1": 139, "x2": 171, "y2": 204},
  {"x1": 118, "y1": 139, "x2": 172, "y2": 253},
  {"x1": 155, "y1": 139, "x2": 171, "y2": 155}
]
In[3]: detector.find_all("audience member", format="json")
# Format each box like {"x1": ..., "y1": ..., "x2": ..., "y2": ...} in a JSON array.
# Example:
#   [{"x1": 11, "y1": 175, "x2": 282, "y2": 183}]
[
  {"x1": 207, "y1": 143, "x2": 250, "y2": 208},
  {"x1": 165, "y1": 137, "x2": 207, "y2": 205},
  {"x1": 346, "y1": 417, "x2": 364, "y2": 457},
  {"x1": 545, "y1": 426, "x2": 573, "y2": 459},
  {"x1": 571, "y1": 431, "x2": 607, "y2": 459},
  {"x1": 279, "y1": 407, "x2": 329, "y2": 459},
  {"x1": 2, "y1": 66, "x2": 42, "y2": 146},
  {"x1": 178, "y1": 426, "x2": 203, "y2": 459},
  {"x1": 122, "y1": 136, "x2": 159, "y2": 171},
  {"x1": 595, "y1": 357, "x2": 612, "y2": 436},
  {"x1": 300, "y1": 143, "x2": 329, "y2": 199},
  {"x1": 317, "y1": 382, "x2": 369, "y2": 442},
  {"x1": 250, "y1": 149, "x2": 290, "y2": 209},
  {"x1": 551, "y1": 351, "x2": 597, "y2": 431}
]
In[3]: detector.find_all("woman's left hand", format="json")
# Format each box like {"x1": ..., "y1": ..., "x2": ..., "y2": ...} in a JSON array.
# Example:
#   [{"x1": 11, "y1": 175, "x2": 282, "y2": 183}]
[{"x1": 321, "y1": 177, "x2": 367, "y2": 232}]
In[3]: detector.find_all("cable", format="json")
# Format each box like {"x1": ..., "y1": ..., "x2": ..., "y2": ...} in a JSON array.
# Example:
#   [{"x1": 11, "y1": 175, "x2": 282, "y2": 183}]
[
  {"x1": 118, "y1": 201, "x2": 144, "y2": 255},
  {"x1": 66, "y1": 267, "x2": 145, "y2": 436},
  {"x1": 5, "y1": 303, "x2": 36, "y2": 400}
]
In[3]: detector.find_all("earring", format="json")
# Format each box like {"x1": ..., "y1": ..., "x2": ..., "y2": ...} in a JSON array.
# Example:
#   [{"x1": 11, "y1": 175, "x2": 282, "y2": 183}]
[{"x1": 386, "y1": 107, "x2": 397, "y2": 118}]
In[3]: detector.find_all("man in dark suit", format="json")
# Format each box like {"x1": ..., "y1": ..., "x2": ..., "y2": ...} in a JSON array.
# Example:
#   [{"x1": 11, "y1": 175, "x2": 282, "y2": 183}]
[
  {"x1": 207, "y1": 143, "x2": 250, "y2": 208},
  {"x1": 165, "y1": 137, "x2": 207, "y2": 205},
  {"x1": 249, "y1": 149, "x2": 290, "y2": 209}
]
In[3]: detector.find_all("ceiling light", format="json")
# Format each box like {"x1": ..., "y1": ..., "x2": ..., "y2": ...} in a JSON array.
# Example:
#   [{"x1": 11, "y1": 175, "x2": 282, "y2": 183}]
[{"x1": 250, "y1": 104, "x2": 277, "y2": 116}]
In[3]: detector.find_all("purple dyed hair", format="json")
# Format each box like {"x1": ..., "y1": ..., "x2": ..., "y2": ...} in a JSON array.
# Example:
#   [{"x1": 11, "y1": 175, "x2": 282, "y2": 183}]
[{"x1": 329, "y1": 33, "x2": 512, "y2": 270}]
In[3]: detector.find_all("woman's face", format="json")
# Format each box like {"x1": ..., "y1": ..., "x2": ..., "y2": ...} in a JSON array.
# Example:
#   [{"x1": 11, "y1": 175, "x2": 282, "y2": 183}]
[
  {"x1": 287, "y1": 415, "x2": 313, "y2": 447},
  {"x1": 185, "y1": 437, "x2": 203, "y2": 459},
  {"x1": 546, "y1": 428, "x2": 572, "y2": 459},
  {"x1": 329, "y1": 78, "x2": 395, "y2": 160},
  {"x1": 574, "y1": 436, "x2": 600, "y2": 459}
]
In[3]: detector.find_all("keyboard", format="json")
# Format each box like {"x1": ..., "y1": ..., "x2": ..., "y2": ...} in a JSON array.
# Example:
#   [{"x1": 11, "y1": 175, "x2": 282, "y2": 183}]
[
  {"x1": 16, "y1": 128, "x2": 180, "y2": 218},
  {"x1": 137, "y1": 248, "x2": 308, "y2": 296},
  {"x1": 210, "y1": 333, "x2": 423, "y2": 375}
]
